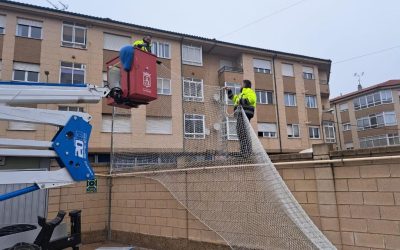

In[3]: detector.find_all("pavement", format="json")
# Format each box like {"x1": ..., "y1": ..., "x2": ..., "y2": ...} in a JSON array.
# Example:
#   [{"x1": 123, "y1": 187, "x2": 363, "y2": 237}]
[{"x1": 81, "y1": 242, "x2": 152, "y2": 250}]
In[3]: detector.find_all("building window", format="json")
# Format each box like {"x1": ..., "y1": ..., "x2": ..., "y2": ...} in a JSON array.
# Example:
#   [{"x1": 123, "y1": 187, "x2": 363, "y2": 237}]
[
  {"x1": 184, "y1": 114, "x2": 205, "y2": 139},
  {"x1": 223, "y1": 117, "x2": 238, "y2": 140},
  {"x1": 103, "y1": 33, "x2": 131, "y2": 51},
  {"x1": 323, "y1": 122, "x2": 335, "y2": 143},
  {"x1": 225, "y1": 82, "x2": 241, "y2": 105},
  {"x1": 253, "y1": 59, "x2": 271, "y2": 74},
  {"x1": 146, "y1": 117, "x2": 172, "y2": 134},
  {"x1": 157, "y1": 78, "x2": 171, "y2": 95},
  {"x1": 339, "y1": 103, "x2": 348, "y2": 112},
  {"x1": 305, "y1": 95, "x2": 317, "y2": 108},
  {"x1": 343, "y1": 123, "x2": 351, "y2": 131},
  {"x1": 282, "y1": 63, "x2": 294, "y2": 77},
  {"x1": 309, "y1": 126, "x2": 321, "y2": 139},
  {"x1": 284, "y1": 93, "x2": 297, "y2": 106},
  {"x1": 16, "y1": 18, "x2": 42, "y2": 39},
  {"x1": 182, "y1": 45, "x2": 202, "y2": 66},
  {"x1": 152, "y1": 41, "x2": 171, "y2": 59},
  {"x1": 58, "y1": 106, "x2": 84, "y2": 112},
  {"x1": 183, "y1": 78, "x2": 203, "y2": 102},
  {"x1": 345, "y1": 142, "x2": 354, "y2": 150},
  {"x1": 356, "y1": 111, "x2": 397, "y2": 130},
  {"x1": 353, "y1": 90, "x2": 393, "y2": 110},
  {"x1": 102, "y1": 114, "x2": 131, "y2": 133},
  {"x1": 258, "y1": 123, "x2": 277, "y2": 138},
  {"x1": 256, "y1": 90, "x2": 273, "y2": 104},
  {"x1": 0, "y1": 15, "x2": 5, "y2": 34},
  {"x1": 360, "y1": 133, "x2": 400, "y2": 149},
  {"x1": 13, "y1": 62, "x2": 39, "y2": 82},
  {"x1": 287, "y1": 124, "x2": 300, "y2": 138},
  {"x1": 303, "y1": 66, "x2": 314, "y2": 79},
  {"x1": 60, "y1": 62, "x2": 85, "y2": 84},
  {"x1": 62, "y1": 22, "x2": 87, "y2": 49}
]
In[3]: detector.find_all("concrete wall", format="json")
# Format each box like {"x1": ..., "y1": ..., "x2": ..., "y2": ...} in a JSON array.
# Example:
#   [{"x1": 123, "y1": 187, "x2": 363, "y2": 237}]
[{"x1": 47, "y1": 145, "x2": 400, "y2": 250}]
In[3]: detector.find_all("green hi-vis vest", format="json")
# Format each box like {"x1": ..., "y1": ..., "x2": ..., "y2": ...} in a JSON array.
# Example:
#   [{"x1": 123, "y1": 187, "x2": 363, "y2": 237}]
[{"x1": 233, "y1": 87, "x2": 257, "y2": 108}]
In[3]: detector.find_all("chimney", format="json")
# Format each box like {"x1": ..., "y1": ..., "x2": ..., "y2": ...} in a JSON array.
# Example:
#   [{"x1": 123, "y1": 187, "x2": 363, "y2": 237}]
[{"x1": 357, "y1": 83, "x2": 362, "y2": 91}]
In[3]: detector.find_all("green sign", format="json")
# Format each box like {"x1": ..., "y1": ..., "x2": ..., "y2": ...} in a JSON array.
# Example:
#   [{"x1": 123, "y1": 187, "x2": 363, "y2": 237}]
[{"x1": 86, "y1": 178, "x2": 97, "y2": 193}]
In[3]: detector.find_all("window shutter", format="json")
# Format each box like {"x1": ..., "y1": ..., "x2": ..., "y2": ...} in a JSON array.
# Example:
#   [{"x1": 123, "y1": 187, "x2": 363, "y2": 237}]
[
  {"x1": 282, "y1": 63, "x2": 294, "y2": 76},
  {"x1": 17, "y1": 18, "x2": 43, "y2": 27},
  {"x1": 258, "y1": 123, "x2": 276, "y2": 132},
  {"x1": 253, "y1": 59, "x2": 271, "y2": 70},
  {"x1": 13, "y1": 62, "x2": 40, "y2": 72},
  {"x1": 104, "y1": 33, "x2": 131, "y2": 51},
  {"x1": 303, "y1": 66, "x2": 314, "y2": 74},
  {"x1": 146, "y1": 117, "x2": 172, "y2": 134}
]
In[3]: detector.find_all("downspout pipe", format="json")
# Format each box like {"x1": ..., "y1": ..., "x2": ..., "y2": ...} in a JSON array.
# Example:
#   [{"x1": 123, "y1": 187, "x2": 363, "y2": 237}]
[{"x1": 272, "y1": 54, "x2": 283, "y2": 153}]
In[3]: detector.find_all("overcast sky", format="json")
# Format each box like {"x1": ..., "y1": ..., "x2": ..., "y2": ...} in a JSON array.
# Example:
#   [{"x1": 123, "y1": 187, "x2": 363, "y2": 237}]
[{"x1": 12, "y1": 0, "x2": 400, "y2": 98}]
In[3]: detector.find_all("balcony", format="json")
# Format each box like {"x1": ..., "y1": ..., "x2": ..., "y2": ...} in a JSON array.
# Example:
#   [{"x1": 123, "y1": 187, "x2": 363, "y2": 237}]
[
  {"x1": 218, "y1": 66, "x2": 243, "y2": 74},
  {"x1": 218, "y1": 66, "x2": 243, "y2": 85},
  {"x1": 320, "y1": 80, "x2": 329, "y2": 97}
]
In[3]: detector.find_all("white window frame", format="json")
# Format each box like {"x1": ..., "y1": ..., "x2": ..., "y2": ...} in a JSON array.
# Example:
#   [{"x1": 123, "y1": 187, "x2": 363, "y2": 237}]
[
  {"x1": 16, "y1": 18, "x2": 43, "y2": 39},
  {"x1": 61, "y1": 22, "x2": 87, "y2": 49},
  {"x1": 184, "y1": 114, "x2": 205, "y2": 139},
  {"x1": 223, "y1": 117, "x2": 238, "y2": 141},
  {"x1": 353, "y1": 90, "x2": 393, "y2": 110},
  {"x1": 183, "y1": 78, "x2": 203, "y2": 102},
  {"x1": 58, "y1": 106, "x2": 84, "y2": 112},
  {"x1": 12, "y1": 62, "x2": 40, "y2": 82},
  {"x1": 339, "y1": 103, "x2": 348, "y2": 112},
  {"x1": 225, "y1": 82, "x2": 241, "y2": 105},
  {"x1": 303, "y1": 66, "x2": 314, "y2": 80},
  {"x1": 309, "y1": 126, "x2": 321, "y2": 139},
  {"x1": 287, "y1": 124, "x2": 300, "y2": 138},
  {"x1": 146, "y1": 117, "x2": 172, "y2": 135},
  {"x1": 345, "y1": 142, "x2": 354, "y2": 150},
  {"x1": 253, "y1": 59, "x2": 271, "y2": 74},
  {"x1": 356, "y1": 111, "x2": 397, "y2": 131},
  {"x1": 256, "y1": 90, "x2": 273, "y2": 104},
  {"x1": 60, "y1": 61, "x2": 86, "y2": 84},
  {"x1": 182, "y1": 44, "x2": 202, "y2": 66},
  {"x1": 101, "y1": 114, "x2": 131, "y2": 133},
  {"x1": 284, "y1": 93, "x2": 297, "y2": 107},
  {"x1": 360, "y1": 133, "x2": 400, "y2": 149},
  {"x1": 323, "y1": 122, "x2": 335, "y2": 143},
  {"x1": 157, "y1": 78, "x2": 171, "y2": 95},
  {"x1": 151, "y1": 41, "x2": 171, "y2": 59},
  {"x1": 258, "y1": 123, "x2": 277, "y2": 138},
  {"x1": 305, "y1": 95, "x2": 317, "y2": 108},
  {"x1": 282, "y1": 63, "x2": 294, "y2": 77},
  {"x1": 343, "y1": 123, "x2": 351, "y2": 131},
  {"x1": 0, "y1": 15, "x2": 5, "y2": 34}
]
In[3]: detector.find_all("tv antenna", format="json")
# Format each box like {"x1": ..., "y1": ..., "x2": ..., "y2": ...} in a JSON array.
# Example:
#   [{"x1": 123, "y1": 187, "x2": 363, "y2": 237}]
[
  {"x1": 45, "y1": 0, "x2": 69, "y2": 11},
  {"x1": 354, "y1": 72, "x2": 364, "y2": 90}
]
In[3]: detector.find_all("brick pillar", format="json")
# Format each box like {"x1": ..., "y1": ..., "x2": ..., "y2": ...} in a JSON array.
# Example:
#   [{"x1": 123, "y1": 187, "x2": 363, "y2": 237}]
[{"x1": 313, "y1": 144, "x2": 343, "y2": 248}]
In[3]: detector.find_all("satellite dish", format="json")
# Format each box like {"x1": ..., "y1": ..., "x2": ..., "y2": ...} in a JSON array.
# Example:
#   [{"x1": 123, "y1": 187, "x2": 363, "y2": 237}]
[
  {"x1": 213, "y1": 93, "x2": 220, "y2": 102},
  {"x1": 213, "y1": 123, "x2": 221, "y2": 131}
]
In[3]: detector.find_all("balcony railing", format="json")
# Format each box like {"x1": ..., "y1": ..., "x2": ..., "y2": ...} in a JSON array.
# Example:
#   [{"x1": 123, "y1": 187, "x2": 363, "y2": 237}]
[{"x1": 218, "y1": 66, "x2": 243, "y2": 74}]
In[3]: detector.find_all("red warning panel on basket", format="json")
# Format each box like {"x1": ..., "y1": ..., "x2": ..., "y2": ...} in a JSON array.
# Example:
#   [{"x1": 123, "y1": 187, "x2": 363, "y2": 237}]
[{"x1": 130, "y1": 48, "x2": 157, "y2": 102}]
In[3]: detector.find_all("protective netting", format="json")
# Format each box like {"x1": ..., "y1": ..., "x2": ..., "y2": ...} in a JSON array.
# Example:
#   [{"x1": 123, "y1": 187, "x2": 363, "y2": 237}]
[{"x1": 108, "y1": 64, "x2": 335, "y2": 249}]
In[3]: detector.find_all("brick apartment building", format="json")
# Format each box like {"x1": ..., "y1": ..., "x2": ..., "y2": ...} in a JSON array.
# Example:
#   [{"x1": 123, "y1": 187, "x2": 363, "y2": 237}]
[
  {"x1": 0, "y1": 0, "x2": 333, "y2": 163},
  {"x1": 330, "y1": 80, "x2": 400, "y2": 150}
]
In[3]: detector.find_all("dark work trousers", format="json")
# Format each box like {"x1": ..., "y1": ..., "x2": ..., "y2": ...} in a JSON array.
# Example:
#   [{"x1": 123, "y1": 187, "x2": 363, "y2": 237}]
[{"x1": 235, "y1": 109, "x2": 253, "y2": 157}]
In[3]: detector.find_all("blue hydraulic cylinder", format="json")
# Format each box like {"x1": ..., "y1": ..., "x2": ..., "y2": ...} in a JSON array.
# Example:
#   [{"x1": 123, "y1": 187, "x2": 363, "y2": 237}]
[{"x1": 0, "y1": 184, "x2": 40, "y2": 202}]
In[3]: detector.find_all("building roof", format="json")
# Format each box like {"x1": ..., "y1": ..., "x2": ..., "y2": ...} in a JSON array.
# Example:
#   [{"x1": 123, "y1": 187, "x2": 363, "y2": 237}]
[
  {"x1": 0, "y1": 0, "x2": 331, "y2": 65},
  {"x1": 330, "y1": 80, "x2": 400, "y2": 103}
]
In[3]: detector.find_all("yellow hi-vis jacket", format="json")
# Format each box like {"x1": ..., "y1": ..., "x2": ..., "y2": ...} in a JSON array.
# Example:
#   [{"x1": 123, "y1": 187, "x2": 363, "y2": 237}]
[
  {"x1": 132, "y1": 39, "x2": 151, "y2": 52},
  {"x1": 228, "y1": 87, "x2": 257, "y2": 119},
  {"x1": 232, "y1": 88, "x2": 257, "y2": 108}
]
